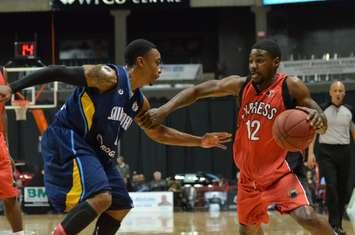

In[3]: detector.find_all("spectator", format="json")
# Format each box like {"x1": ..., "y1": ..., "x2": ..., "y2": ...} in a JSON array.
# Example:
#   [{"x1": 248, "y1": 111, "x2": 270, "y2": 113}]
[
  {"x1": 168, "y1": 178, "x2": 183, "y2": 207},
  {"x1": 116, "y1": 156, "x2": 130, "y2": 181},
  {"x1": 131, "y1": 174, "x2": 149, "y2": 192},
  {"x1": 217, "y1": 176, "x2": 230, "y2": 192},
  {"x1": 305, "y1": 169, "x2": 317, "y2": 205},
  {"x1": 150, "y1": 171, "x2": 168, "y2": 191}
]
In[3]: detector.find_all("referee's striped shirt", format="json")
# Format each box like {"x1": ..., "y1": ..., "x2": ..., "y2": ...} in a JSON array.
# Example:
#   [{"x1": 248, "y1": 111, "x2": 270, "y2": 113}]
[{"x1": 319, "y1": 102, "x2": 355, "y2": 145}]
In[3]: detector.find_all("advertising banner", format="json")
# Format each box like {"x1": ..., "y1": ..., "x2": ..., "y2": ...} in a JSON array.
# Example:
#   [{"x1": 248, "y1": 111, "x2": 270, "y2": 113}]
[{"x1": 52, "y1": 0, "x2": 190, "y2": 10}]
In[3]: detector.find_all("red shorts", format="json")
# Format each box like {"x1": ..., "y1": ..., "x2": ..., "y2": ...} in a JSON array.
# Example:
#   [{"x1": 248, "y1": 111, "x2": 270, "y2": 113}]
[
  {"x1": 0, "y1": 133, "x2": 18, "y2": 199},
  {"x1": 237, "y1": 172, "x2": 309, "y2": 226}
]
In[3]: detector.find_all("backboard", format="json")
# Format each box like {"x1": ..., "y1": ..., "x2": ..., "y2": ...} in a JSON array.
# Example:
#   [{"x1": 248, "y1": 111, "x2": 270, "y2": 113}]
[{"x1": 4, "y1": 67, "x2": 58, "y2": 111}]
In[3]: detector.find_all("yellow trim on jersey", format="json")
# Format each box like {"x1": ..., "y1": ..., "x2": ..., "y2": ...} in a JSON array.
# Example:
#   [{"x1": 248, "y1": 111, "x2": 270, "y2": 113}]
[
  {"x1": 65, "y1": 160, "x2": 82, "y2": 212},
  {"x1": 80, "y1": 92, "x2": 95, "y2": 130}
]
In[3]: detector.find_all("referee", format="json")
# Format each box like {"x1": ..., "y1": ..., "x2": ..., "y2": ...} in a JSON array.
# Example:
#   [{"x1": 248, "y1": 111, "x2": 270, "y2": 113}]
[{"x1": 308, "y1": 80, "x2": 355, "y2": 235}]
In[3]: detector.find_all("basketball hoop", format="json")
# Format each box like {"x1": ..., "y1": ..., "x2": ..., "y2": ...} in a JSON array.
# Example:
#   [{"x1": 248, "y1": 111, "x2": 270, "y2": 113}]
[{"x1": 11, "y1": 99, "x2": 29, "y2": 121}]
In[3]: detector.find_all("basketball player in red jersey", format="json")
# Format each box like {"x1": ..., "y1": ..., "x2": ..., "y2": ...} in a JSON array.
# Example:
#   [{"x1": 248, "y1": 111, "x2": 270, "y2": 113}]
[
  {"x1": 138, "y1": 39, "x2": 334, "y2": 235},
  {"x1": 0, "y1": 67, "x2": 24, "y2": 235}
]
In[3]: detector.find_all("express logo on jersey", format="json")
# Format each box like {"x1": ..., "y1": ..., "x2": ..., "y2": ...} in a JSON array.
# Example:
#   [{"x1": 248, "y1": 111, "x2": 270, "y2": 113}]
[
  {"x1": 266, "y1": 90, "x2": 274, "y2": 98},
  {"x1": 107, "y1": 106, "x2": 133, "y2": 130},
  {"x1": 241, "y1": 101, "x2": 278, "y2": 120}
]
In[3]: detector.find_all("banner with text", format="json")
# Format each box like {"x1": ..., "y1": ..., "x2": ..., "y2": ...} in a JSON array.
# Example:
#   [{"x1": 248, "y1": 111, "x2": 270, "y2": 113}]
[
  {"x1": 129, "y1": 191, "x2": 173, "y2": 212},
  {"x1": 52, "y1": 0, "x2": 190, "y2": 10},
  {"x1": 120, "y1": 192, "x2": 174, "y2": 232},
  {"x1": 159, "y1": 64, "x2": 203, "y2": 81},
  {"x1": 23, "y1": 186, "x2": 50, "y2": 207},
  {"x1": 279, "y1": 57, "x2": 355, "y2": 76}
]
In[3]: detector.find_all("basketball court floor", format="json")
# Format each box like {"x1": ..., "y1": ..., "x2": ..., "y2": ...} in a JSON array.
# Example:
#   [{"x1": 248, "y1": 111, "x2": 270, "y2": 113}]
[{"x1": 0, "y1": 211, "x2": 354, "y2": 234}]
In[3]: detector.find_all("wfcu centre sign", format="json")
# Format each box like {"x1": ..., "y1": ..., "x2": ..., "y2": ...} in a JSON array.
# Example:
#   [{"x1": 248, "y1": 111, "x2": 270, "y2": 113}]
[{"x1": 52, "y1": 0, "x2": 190, "y2": 9}]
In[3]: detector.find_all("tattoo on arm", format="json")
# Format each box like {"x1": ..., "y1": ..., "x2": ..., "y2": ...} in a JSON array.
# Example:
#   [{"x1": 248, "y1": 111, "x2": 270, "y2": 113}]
[{"x1": 85, "y1": 65, "x2": 117, "y2": 93}]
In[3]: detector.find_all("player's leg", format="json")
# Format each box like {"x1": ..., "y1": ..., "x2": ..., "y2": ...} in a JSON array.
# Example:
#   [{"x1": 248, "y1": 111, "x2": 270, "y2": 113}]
[
  {"x1": 270, "y1": 172, "x2": 333, "y2": 235},
  {"x1": 237, "y1": 174, "x2": 268, "y2": 235},
  {"x1": 92, "y1": 160, "x2": 133, "y2": 235},
  {"x1": 239, "y1": 224, "x2": 264, "y2": 235},
  {"x1": 93, "y1": 209, "x2": 131, "y2": 235},
  {"x1": 2, "y1": 196, "x2": 23, "y2": 233},
  {"x1": 0, "y1": 133, "x2": 23, "y2": 234},
  {"x1": 41, "y1": 126, "x2": 113, "y2": 235},
  {"x1": 53, "y1": 192, "x2": 112, "y2": 235},
  {"x1": 290, "y1": 205, "x2": 333, "y2": 235}
]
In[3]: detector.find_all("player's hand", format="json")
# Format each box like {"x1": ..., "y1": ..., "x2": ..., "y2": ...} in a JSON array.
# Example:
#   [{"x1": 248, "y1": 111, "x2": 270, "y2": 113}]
[
  {"x1": 200, "y1": 132, "x2": 232, "y2": 150},
  {"x1": 306, "y1": 152, "x2": 317, "y2": 169},
  {"x1": 140, "y1": 108, "x2": 168, "y2": 129},
  {"x1": 0, "y1": 85, "x2": 12, "y2": 102},
  {"x1": 296, "y1": 106, "x2": 325, "y2": 133}
]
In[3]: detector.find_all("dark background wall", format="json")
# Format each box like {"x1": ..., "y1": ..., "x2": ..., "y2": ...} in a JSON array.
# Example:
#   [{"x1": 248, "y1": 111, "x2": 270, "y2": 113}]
[
  {"x1": 217, "y1": 8, "x2": 255, "y2": 77},
  {"x1": 120, "y1": 97, "x2": 238, "y2": 179},
  {"x1": 0, "y1": 12, "x2": 52, "y2": 65},
  {"x1": 268, "y1": 1, "x2": 355, "y2": 60}
]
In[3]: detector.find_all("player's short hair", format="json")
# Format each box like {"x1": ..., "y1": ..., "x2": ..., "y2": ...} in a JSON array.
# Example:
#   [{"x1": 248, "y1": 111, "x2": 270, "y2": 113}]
[
  {"x1": 252, "y1": 39, "x2": 281, "y2": 59},
  {"x1": 125, "y1": 39, "x2": 157, "y2": 66}
]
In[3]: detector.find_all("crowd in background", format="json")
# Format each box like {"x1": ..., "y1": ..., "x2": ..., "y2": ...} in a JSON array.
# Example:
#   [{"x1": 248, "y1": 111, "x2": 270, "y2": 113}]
[{"x1": 115, "y1": 155, "x2": 328, "y2": 213}]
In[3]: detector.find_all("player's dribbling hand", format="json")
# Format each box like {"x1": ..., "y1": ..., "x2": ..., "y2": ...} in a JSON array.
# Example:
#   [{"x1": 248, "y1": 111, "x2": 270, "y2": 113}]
[
  {"x1": 140, "y1": 107, "x2": 168, "y2": 129},
  {"x1": 201, "y1": 132, "x2": 232, "y2": 150},
  {"x1": 0, "y1": 85, "x2": 12, "y2": 102},
  {"x1": 296, "y1": 106, "x2": 325, "y2": 133}
]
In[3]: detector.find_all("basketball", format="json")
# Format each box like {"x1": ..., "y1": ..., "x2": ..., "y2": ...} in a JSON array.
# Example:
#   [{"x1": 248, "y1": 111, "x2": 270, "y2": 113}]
[{"x1": 272, "y1": 109, "x2": 316, "y2": 152}]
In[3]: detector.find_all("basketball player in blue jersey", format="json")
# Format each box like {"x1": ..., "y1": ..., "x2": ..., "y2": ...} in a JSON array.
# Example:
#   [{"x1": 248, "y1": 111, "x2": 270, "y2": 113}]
[{"x1": 0, "y1": 39, "x2": 232, "y2": 235}]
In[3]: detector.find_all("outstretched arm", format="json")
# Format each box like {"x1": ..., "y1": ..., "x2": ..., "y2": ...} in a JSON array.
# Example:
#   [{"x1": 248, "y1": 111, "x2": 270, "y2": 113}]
[
  {"x1": 0, "y1": 64, "x2": 117, "y2": 102},
  {"x1": 138, "y1": 75, "x2": 246, "y2": 128},
  {"x1": 287, "y1": 76, "x2": 327, "y2": 134},
  {"x1": 135, "y1": 97, "x2": 232, "y2": 149}
]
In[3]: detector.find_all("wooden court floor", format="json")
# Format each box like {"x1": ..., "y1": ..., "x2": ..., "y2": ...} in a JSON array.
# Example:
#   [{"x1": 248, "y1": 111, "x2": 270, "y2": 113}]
[{"x1": 0, "y1": 211, "x2": 354, "y2": 234}]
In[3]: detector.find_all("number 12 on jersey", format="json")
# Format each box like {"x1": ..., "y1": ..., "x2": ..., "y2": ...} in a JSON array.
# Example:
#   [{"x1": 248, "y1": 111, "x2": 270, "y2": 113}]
[{"x1": 246, "y1": 120, "x2": 260, "y2": 140}]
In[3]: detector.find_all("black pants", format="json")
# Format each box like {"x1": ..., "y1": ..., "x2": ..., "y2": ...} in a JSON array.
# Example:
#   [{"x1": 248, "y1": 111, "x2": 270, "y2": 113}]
[{"x1": 317, "y1": 144, "x2": 351, "y2": 228}]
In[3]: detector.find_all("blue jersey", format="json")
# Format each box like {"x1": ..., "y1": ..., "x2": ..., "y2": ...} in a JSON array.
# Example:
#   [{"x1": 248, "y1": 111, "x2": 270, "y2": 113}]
[{"x1": 54, "y1": 64, "x2": 144, "y2": 159}]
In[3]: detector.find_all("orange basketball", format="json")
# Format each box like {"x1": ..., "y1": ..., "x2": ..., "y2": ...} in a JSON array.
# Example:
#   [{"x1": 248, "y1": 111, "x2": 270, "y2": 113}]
[{"x1": 272, "y1": 109, "x2": 316, "y2": 152}]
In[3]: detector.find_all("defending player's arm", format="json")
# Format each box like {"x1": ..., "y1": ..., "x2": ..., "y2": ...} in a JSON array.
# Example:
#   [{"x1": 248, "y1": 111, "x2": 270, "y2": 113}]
[
  {"x1": 138, "y1": 75, "x2": 246, "y2": 128},
  {"x1": 0, "y1": 65, "x2": 117, "y2": 102},
  {"x1": 286, "y1": 76, "x2": 327, "y2": 134},
  {"x1": 135, "y1": 97, "x2": 232, "y2": 149}
]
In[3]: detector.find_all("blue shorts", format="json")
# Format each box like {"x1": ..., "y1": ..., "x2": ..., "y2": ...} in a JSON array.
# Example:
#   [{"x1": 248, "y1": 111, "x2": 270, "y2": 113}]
[{"x1": 41, "y1": 124, "x2": 133, "y2": 212}]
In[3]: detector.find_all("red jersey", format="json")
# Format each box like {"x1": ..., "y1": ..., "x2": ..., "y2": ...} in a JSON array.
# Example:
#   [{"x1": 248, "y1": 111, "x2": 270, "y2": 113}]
[
  {"x1": 233, "y1": 73, "x2": 292, "y2": 186},
  {"x1": 0, "y1": 70, "x2": 5, "y2": 133},
  {"x1": 0, "y1": 68, "x2": 17, "y2": 199}
]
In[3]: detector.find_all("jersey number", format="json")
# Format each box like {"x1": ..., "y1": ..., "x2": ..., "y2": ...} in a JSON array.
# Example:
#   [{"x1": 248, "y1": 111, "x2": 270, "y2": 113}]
[{"x1": 246, "y1": 120, "x2": 260, "y2": 141}]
